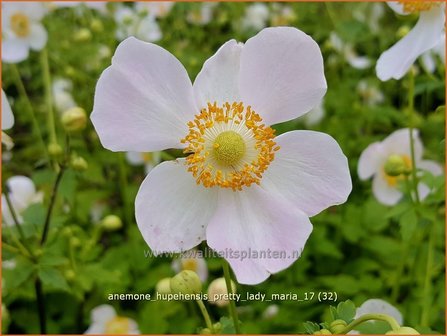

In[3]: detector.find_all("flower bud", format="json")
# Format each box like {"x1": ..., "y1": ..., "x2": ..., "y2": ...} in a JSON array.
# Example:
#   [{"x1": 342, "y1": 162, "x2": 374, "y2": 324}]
[
  {"x1": 101, "y1": 215, "x2": 123, "y2": 231},
  {"x1": 396, "y1": 25, "x2": 410, "y2": 39},
  {"x1": 200, "y1": 328, "x2": 211, "y2": 334},
  {"x1": 71, "y1": 156, "x2": 88, "y2": 171},
  {"x1": 170, "y1": 270, "x2": 202, "y2": 295},
  {"x1": 207, "y1": 277, "x2": 236, "y2": 307},
  {"x1": 212, "y1": 322, "x2": 222, "y2": 333},
  {"x1": 313, "y1": 329, "x2": 332, "y2": 335},
  {"x1": 48, "y1": 142, "x2": 63, "y2": 157},
  {"x1": 90, "y1": 19, "x2": 103, "y2": 32},
  {"x1": 70, "y1": 237, "x2": 81, "y2": 247},
  {"x1": 385, "y1": 327, "x2": 419, "y2": 335},
  {"x1": 330, "y1": 319, "x2": 347, "y2": 334},
  {"x1": 64, "y1": 269, "x2": 76, "y2": 281},
  {"x1": 61, "y1": 107, "x2": 87, "y2": 132},
  {"x1": 73, "y1": 28, "x2": 92, "y2": 42},
  {"x1": 384, "y1": 155, "x2": 408, "y2": 176},
  {"x1": 156, "y1": 277, "x2": 172, "y2": 294}
]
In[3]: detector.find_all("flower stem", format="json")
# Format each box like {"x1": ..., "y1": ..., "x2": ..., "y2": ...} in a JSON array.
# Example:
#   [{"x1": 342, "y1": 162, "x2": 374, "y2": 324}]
[
  {"x1": 40, "y1": 165, "x2": 66, "y2": 246},
  {"x1": 3, "y1": 184, "x2": 26, "y2": 241},
  {"x1": 196, "y1": 299, "x2": 214, "y2": 333},
  {"x1": 222, "y1": 260, "x2": 241, "y2": 334},
  {"x1": 118, "y1": 153, "x2": 132, "y2": 225},
  {"x1": 420, "y1": 222, "x2": 435, "y2": 326},
  {"x1": 339, "y1": 313, "x2": 401, "y2": 334},
  {"x1": 407, "y1": 69, "x2": 420, "y2": 205},
  {"x1": 40, "y1": 48, "x2": 57, "y2": 145},
  {"x1": 35, "y1": 278, "x2": 47, "y2": 333},
  {"x1": 11, "y1": 64, "x2": 48, "y2": 160}
]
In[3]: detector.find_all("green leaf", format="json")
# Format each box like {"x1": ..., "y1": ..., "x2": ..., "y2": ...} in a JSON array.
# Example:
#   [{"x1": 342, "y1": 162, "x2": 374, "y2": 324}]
[
  {"x1": 220, "y1": 316, "x2": 237, "y2": 334},
  {"x1": 38, "y1": 266, "x2": 70, "y2": 292},
  {"x1": 336, "y1": 300, "x2": 356, "y2": 323},
  {"x1": 399, "y1": 209, "x2": 418, "y2": 241},
  {"x1": 303, "y1": 321, "x2": 321, "y2": 334}
]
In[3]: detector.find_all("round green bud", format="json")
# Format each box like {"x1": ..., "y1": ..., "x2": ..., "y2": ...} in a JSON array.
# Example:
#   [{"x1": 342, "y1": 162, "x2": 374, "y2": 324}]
[
  {"x1": 384, "y1": 155, "x2": 408, "y2": 176},
  {"x1": 330, "y1": 319, "x2": 347, "y2": 334},
  {"x1": 101, "y1": 215, "x2": 123, "y2": 231},
  {"x1": 396, "y1": 26, "x2": 410, "y2": 39},
  {"x1": 64, "y1": 66, "x2": 76, "y2": 77},
  {"x1": 73, "y1": 28, "x2": 92, "y2": 42},
  {"x1": 386, "y1": 327, "x2": 419, "y2": 335},
  {"x1": 71, "y1": 156, "x2": 88, "y2": 171},
  {"x1": 200, "y1": 328, "x2": 211, "y2": 334},
  {"x1": 34, "y1": 248, "x2": 43, "y2": 258},
  {"x1": 320, "y1": 329, "x2": 332, "y2": 335},
  {"x1": 212, "y1": 322, "x2": 222, "y2": 333},
  {"x1": 170, "y1": 270, "x2": 202, "y2": 295},
  {"x1": 64, "y1": 269, "x2": 76, "y2": 281},
  {"x1": 70, "y1": 237, "x2": 81, "y2": 247},
  {"x1": 156, "y1": 277, "x2": 172, "y2": 294},
  {"x1": 90, "y1": 19, "x2": 103, "y2": 32},
  {"x1": 48, "y1": 142, "x2": 63, "y2": 157},
  {"x1": 61, "y1": 107, "x2": 87, "y2": 132}
]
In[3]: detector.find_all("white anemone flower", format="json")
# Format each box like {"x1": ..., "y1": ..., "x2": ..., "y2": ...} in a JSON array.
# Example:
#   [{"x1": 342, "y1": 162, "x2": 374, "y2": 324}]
[
  {"x1": 1, "y1": 89, "x2": 14, "y2": 150},
  {"x1": 329, "y1": 32, "x2": 372, "y2": 70},
  {"x1": 135, "y1": 2, "x2": 174, "y2": 18},
  {"x1": 358, "y1": 129, "x2": 443, "y2": 206},
  {"x1": 242, "y1": 3, "x2": 270, "y2": 31},
  {"x1": 356, "y1": 80, "x2": 385, "y2": 106},
  {"x1": 52, "y1": 78, "x2": 76, "y2": 113},
  {"x1": 125, "y1": 151, "x2": 161, "y2": 174},
  {"x1": 376, "y1": 1, "x2": 445, "y2": 81},
  {"x1": 348, "y1": 299, "x2": 403, "y2": 334},
  {"x1": 186, "y1": 3, "x2": 216, "y2": 26},
  {"x1": 90, "y1": 27, "x2": 352, "y2": 285},
  {"x1": 171, "y1": 249, "x2": 208, "y2": 282},
  {"x1": 2, "y1": 2, "x2": 48, "y2": 64},
  {"x1": 1, "y1": 176, "x2": 43, "y2": 226},
  {"x1": 84, "y1": 305, "x2": 139, "y2": 334},
  {"x1": 114, "y1": 5, "x2": 161, "y2": 43}
]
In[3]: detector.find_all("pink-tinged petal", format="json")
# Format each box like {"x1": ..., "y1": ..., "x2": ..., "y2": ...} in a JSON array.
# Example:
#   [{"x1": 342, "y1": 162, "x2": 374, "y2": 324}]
[
  {"x1": 135, "y1": 160, "x2": 218, "y2": 253},
  {"x1": 382, "y1": 128, "x2": 423, "y2": 160},
  {"x1": 2, "y1": 90, "x2": 14, "y2": 130},
  {"x1": 387, "y1": 2, "x2": 407, "y2": 16},
  {"x1": 239, "y1": 27, "x2": 327, "y2": 126},
  {"x1": 27, "y1": 23, "x2": 47, "y2": 51},
  {"x1": 418, "y1": 182, "x2": 431, "y2": 201},
  {"x1": 376, "y1": 5, "x2": 445, "y2": 80},
  {"x1": 418, "y1": 160, "x2": 443, "y2": 176},
  {"x1": 372, "y1": 174, "x2": 402, "y2": 206},
  {"x1": 2, "y1": 38, "x2": 29, "y2": 63},
  {"x1": 206, "y1": 185, "x2": 312, "y2": 285},
  {"x1": 358, "y1": 142, "x2": 386, "y2": 180},
  {"x1": 262, "y1": 130, "x2": 352, "y2": 218},
  {"x1": 91, "y1": 37, "x2": 198, "y2": 152},
  {"x1": 193, "y1": 40, "x2": 243, "y2": 109}
]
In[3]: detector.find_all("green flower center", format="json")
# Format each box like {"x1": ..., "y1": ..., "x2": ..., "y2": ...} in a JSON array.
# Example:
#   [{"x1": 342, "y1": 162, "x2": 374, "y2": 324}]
[{"x1": 212, "y1": 131, "x2": 246, "y2": 167}]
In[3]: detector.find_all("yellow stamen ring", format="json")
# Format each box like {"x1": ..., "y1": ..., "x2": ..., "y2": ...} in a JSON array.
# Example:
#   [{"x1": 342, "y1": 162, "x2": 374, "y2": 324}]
[
  {"x1": 10, "y1": 13, "x2": 30, "y2": 38},
  {"x1": 181, "y1": 102, "x2": 279, "y2": 191},
  {"x1": 398, "y1": 0, "x2": 440, "y2": 14}
]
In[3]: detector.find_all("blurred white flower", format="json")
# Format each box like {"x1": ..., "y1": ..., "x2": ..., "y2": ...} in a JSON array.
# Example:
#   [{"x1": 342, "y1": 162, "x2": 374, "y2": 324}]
[
  {"x1": 358, "y1": 129, "x2": 443, "y2": 205},
  {"x1": 420, "y1": 33, "x2": 445, "y2": 73},
  {"x1": 270, "y1": 4, "x2": 296, "y2": 26},
  {"x1": 330, "y1": 32, "x2": 372, "y2": 70},
  {"x1": 353, "y1": 3, "x2": 385, "y2": 33},
  {"x1": 171, "y1": 249, "x2": 208, "y2": 282},
  {"x1": 2, "y1": 2, "x2": 48, "y2": 63},
  {"x1": 85, "y1": 305, "x2": 139, "y2": 334},
  {"x1": 115, "y1": 4, "x2": 161, "y2": 43},
  {"x1": 52, "y1": 78, "x2": 76, "y2": 113},
  {"x1": 125, "y1": 151, "x2": 161, "y2": 174},
  {"x1": 301, "y1": 99, "x2": 325, "y2": 127},
  {"x1": 262, "y1": 304, "x2": 279, "y2": 319},
  {"x1": 135, "y1": 2, "x2": 174, "y2": 18},
  {"x1": 376, "y1": 2, "x2": 445, "y2": 81},
  {"x1": 1, "y1": 175, "x2": 43, "y2": 226},
  {"x1": 186, "y1": 3, "x2": 216, "y2": 25},
  {"x1": 2, "y1": 90, "x2": 14, "y2": 131},
  {"x1": 242, "y1": 3, "x2": 269, "y2": 31},
  {"x1": 356, "y1": 80, "x2": 385, "y2": 106}
]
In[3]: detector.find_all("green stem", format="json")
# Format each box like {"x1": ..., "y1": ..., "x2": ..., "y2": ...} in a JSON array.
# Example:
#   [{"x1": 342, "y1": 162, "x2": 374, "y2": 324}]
[
  {"x1": 222, "y1": 260, "x2": 241, "y2": 334},
  {"x1": 339, "y1": 313, "x2": 401, "y2": 334},
  {"x1": 11, "y1": 64, "x2": 48, "y2": 160},
  {"x1": 118, "y1": 153, "x2": 132, "y2": 225},
  {"x1": 3, "y1": 184, "x2": 26, "y2": 241},
  {"x1": 40, "y1": 48, "x2": 57, "y2": 145},
  {"x1": 407, "y1": 69, "x2": 420, "y2": 205},
  {"x1": 35, "y1": 278, "x2": 47, "y2": 333},
  {"x1": 420, "y1": 222, "x2": 435, "y2": 326},
  {"x1": 196, "y1": 299, "x2": 214, "y2": 333},
  {"x1": 40, "y1": 165, "x2": 66, "y2": 246}
]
